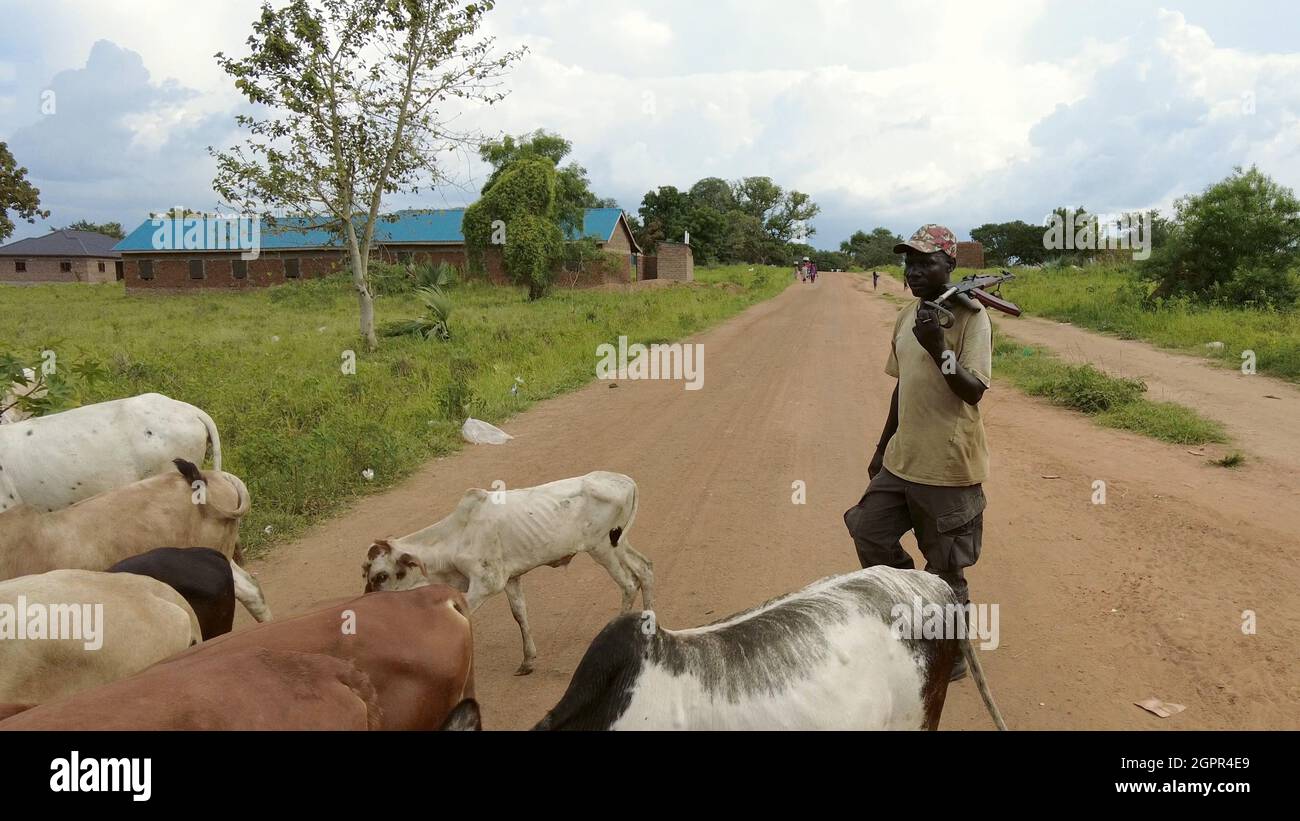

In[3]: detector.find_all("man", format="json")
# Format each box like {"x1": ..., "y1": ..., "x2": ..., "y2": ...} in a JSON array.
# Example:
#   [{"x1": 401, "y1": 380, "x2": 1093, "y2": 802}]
[
  {"x1": 872, "y1": 270, "x2": 880, "y2": 290},
  {"x1": 843, "y1": 224, "x2": 992, "y2": 681}
]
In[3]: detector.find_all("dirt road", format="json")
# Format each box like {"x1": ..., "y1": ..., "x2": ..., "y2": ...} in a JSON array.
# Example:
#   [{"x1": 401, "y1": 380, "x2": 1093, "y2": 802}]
[{"x1": 244, "y1": 271, "x2": 1300, "y2": 730}]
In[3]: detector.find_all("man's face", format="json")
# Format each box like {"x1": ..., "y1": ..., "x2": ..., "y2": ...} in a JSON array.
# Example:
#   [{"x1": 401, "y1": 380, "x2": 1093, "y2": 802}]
[{"x1": 904, "y1": 250, "x2": 955, "y2": 300}]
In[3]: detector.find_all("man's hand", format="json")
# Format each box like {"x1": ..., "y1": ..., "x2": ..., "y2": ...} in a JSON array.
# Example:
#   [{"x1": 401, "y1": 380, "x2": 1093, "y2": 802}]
[
  {"x1": 868, "y1": 446, "x2": 885, "y2": 479},
  {"x1": 912, "y1": 304, "x2": 946, "y2": 359}
]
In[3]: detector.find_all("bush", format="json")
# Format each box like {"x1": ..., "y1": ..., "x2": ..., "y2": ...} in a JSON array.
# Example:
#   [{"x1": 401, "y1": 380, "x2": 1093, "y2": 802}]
[{"x1": 1141, "y1": 166, "x2": 1300, "y2": 307}]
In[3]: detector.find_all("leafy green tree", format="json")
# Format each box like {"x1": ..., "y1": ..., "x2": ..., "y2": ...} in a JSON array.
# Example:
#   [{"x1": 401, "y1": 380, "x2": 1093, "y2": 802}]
[
  {"x1": 840, "y1": 227, "x2": 904, "y2": 268},
  {"x1": 463, "y1": 156, "x2": 563, "y2": 300},
  {"x1": 212, "y1": 0, "x2": 522, "y2": 350},
  {"x1": 0, "y1": 142, "x2": 49, "y2": 242},
  {"x1": 1141, "y1": 166, "x2": 1300, "y2": 306},
  {"x1": 688, "y1": 177, "x2": 737, "y2": 213},
  {"x1": 638, "y1": 186, "x2": 692, "y2": 248},
  {"x1": 62, "y1": 220, "x2": 125, "y2": 239},
  {"x1": 969, "y1": 220, "x2": 1046, "y2": 266},
  {"x1": 478, "y1": 130, "x2": 611, "y2": 235}
]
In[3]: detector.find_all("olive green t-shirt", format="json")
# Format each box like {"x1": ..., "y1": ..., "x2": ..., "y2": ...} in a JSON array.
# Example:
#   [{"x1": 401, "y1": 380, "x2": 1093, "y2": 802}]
[{"x1": 883, "y1": 299, "x2": 992, "y2": 486}]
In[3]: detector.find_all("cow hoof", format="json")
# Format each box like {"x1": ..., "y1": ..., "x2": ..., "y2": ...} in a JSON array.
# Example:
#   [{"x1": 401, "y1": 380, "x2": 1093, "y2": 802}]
[{"x1": 513, "y1": 662, "x2": 535, "y2": 676}]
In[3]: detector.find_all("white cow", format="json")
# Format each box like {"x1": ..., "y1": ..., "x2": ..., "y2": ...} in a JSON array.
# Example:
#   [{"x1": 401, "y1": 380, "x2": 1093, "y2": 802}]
[
  {"x1": 533, "y1": 567, "x2": 1009, "y2": 731},
  {"x1": 363, "y1": 471, "x2": 654, "y2": 675},
  {"x1": 0, "y1": 392, "x2": 221, "y2": 514},
  {"x1": 0, "y1": 568, "x2": 202, "y2": 705}
]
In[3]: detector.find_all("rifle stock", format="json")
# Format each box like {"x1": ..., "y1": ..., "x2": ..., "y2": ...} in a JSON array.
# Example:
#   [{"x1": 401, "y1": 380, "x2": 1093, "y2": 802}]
[{"x1": 971, "y1": 287, "x2": 1021, "y2": 317}]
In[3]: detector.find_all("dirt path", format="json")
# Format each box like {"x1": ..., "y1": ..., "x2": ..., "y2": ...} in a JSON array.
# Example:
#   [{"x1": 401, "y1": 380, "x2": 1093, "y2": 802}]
[{"x1": 243, "y1": 271, "x2": 1300, "y2": 730}]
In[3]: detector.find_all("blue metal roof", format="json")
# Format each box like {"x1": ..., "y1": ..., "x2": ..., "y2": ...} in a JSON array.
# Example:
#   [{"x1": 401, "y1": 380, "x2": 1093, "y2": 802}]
[
  {"x1": 114, "y1": 207, "x2": 625, "y2": 252},
  {"x1": 572, "y1": 207, "x2": 623, "y2": 243}
]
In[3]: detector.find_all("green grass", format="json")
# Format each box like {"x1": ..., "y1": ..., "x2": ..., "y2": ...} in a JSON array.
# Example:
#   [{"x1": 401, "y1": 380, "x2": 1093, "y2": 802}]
[
  {"x1": 992, "y1": 333, "x2": 1228, "y2": 446},
  {"x1": 877, "y1": 262, "x2": 1300, "y2": 381},
  {"x1": 0, "y1": 265, "x2": 789, "y2": 555},
  {"x1": 996, "y1": 265, "x2": 1300, "y2": 383}
]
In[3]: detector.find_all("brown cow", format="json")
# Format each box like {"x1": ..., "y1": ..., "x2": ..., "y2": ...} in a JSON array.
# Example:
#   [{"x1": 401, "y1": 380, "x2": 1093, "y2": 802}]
[
  {"x1": 0, "y1": 647, "x2": 383, "y2": 730},
  {"x1": 0, "y1": 459, "x2": 270, "y2": 622},
  {"x1": 0, "y1": 584, "x2": 476, "y2": 731}
]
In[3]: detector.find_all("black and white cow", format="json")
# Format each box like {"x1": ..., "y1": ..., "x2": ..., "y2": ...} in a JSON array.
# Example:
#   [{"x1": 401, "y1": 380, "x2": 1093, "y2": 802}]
[
  {"x1": 108, "y1": 547, "x2": 236, "y2": 641},
  {"x1": 533, "y1": 566, "x2": 1007, "y2": 731}
]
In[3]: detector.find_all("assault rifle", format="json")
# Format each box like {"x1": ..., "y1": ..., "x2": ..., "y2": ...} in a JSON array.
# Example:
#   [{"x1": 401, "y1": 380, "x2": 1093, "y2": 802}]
[{"x1": 921, "y1": 271, "x2": 1021, "y2": 328}]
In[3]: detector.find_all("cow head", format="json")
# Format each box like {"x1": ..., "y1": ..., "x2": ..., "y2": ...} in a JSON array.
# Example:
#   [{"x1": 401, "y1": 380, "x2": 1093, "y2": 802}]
[{"x1": 362, "y1": 540, "x2": 431, "y2": 593}]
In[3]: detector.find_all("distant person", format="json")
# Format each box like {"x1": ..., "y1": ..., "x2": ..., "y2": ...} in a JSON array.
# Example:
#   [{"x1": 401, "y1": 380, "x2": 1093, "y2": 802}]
[
  {"x1": 873, "y1": 271, "x2": 880, "y2": 290},
  {"x1": 843, "y1": 224, "x2": 993, "y2": 682}
]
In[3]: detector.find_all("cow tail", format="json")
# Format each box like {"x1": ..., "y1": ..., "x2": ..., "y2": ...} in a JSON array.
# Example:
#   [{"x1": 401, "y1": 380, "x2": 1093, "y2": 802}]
[
  {"x1": 194, "y1": 406, "x2": 222, "y2": 471},
  {"x1": 206, "y1": 472, "x2": 251, "y2": 519},
  {"x1": 961, "y1": 637, "x2": 1008, "y2": 730}
]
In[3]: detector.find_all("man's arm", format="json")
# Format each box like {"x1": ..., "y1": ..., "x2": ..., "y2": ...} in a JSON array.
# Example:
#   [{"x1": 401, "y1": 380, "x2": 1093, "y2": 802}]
[
  {"x1": 869, "y1": 383, "x2": 900, "y2": 479},
  {"x1": 911, "y1": 305, "x2": 987, "y2": 406}
]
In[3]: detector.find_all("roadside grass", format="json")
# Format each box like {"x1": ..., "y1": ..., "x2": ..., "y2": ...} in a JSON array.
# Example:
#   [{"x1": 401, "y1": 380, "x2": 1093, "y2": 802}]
[
  {"x1": 0, "y1": 265, "x2": 789, "y2": 555},
  {"x1": 992, "y1": 333, "x2": 1228, "y2": 446},
  {"x1": 997, "y1": 266, "x2": 1300, "y2": 383},
  {"x1": 877, "y1": 263, "x2": 1300, "y2": 381}
]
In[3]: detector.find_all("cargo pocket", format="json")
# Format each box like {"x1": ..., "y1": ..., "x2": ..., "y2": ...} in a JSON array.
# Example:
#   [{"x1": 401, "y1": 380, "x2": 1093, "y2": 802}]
[{"x1": 929, "y1": 488, "x2": 986, "y2": 572}]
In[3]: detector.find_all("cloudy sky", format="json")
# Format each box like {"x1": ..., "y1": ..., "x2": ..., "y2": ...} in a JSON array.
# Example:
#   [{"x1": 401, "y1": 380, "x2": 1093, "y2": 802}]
[{"x1": 2, "y1": 0, "x2": 1298, "y2": 248}]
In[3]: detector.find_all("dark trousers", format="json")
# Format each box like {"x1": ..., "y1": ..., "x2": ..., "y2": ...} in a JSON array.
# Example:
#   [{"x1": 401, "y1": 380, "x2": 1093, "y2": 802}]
[{"x1": 843, "y1": 469, "x2": 986, "y2": 604}]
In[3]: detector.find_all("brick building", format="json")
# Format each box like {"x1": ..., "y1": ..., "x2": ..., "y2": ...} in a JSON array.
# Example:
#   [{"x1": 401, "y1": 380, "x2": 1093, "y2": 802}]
[
  {"x1": 955, "y1": 240, "x2": 985, "y2": 269},
  {"x1": 0, "y1": 230, "x2": 122, "y2": 284},
  {"x1": 653, "y1": 241, "x2": 694, "y2": 281},
  {"x1": 113, "y1": 207, "x2": 645, "y2": 292}
]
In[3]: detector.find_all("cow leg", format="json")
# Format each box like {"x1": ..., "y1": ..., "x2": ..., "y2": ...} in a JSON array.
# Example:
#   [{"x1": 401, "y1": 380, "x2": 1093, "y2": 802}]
[
  {"x1": 616, "y1": 541, "x2": 655, "y2": 610},
  {"x1": 588, "y1": 545, "x2": 641, "y2": 612},
  {"x1": 504, "y1": 576, "x2": 539, "y2": 676},
  {"x1": 229, "y1": 560, "x2": 273, "y2": 622}
]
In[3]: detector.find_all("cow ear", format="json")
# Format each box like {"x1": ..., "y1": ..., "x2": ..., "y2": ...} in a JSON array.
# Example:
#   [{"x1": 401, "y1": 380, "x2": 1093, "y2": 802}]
[
  {"x1": 440, "y1": 699, "x2": 482, "y2": 731},
  {"x1": 397, "y1": 553, "x2": 427, "y2": 575},
  {"x1": 367, "y1": 540, "x2": 392, "y2": 560}
]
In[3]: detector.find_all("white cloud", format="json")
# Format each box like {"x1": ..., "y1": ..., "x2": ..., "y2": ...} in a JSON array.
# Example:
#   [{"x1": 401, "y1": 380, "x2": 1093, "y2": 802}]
[{"x1": 2, "y1": 1, "x2": 1299, "y2": 246}]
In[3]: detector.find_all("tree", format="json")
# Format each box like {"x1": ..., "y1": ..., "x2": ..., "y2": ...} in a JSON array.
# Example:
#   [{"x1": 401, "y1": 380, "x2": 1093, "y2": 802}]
[
  {"x1": 638, "y1": 185, "x2": 691, "y2": 248},
  {"x1": 1, "y1": 142, "x2": 49, "y2": 242},
  {"x1": 688, "y1": 177, "x2": 736, "y2": 213},
  {"x1": 764, "y1": 188, "x2": 820, "y2": 244},
  {"x1": 969, "y1": 220, "x2": 1046, "y2": 266},
  {"x1": 732, "y1": 176, "x2": 818, "y2": 244},
  {"x1": 840, "y1": 227, "x2": 904, "y2": 268},
  {"x1": 478, "y1": 129, "x2": 611, "y2": 235},
  {"x1": 1141, "y1": 166, "x2": 1300, "y2": 306},
  {"x1": 463, "y1": 156, "x2": 563, "y2": 300},
  {"x1": 211, "y1": 0, "x2": 522, "y2": 350},
  {"x1": 62, "y1": 220, "x2": 125, "y2": 239}
]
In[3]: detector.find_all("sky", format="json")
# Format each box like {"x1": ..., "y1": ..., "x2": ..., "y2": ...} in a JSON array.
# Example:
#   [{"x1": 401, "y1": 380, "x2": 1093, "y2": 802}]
[{"x1": 1, "y1": 0, "x2": 1299, "y2": 249}]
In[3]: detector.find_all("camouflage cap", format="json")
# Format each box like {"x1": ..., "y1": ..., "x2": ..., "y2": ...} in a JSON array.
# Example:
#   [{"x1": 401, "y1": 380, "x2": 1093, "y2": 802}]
[{"x1": 894, "y1": 224, "x2": 958, "y2": 259}]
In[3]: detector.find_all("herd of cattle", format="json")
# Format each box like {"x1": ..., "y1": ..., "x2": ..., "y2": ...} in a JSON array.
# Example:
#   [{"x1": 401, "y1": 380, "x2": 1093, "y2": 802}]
[{"x1": 0, "y1": 390, "x2": 1006, "y2": 730}]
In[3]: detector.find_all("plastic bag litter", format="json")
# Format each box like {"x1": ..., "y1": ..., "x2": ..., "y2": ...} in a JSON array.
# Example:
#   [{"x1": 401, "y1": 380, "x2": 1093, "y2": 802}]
[{"x1": 461, "y1": 418, "x2": 513, "y2": 445}]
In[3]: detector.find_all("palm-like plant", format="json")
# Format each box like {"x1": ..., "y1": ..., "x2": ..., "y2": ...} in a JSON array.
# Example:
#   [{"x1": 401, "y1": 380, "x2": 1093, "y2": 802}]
[{"x1": 380, "y1": 280, "x2": 454, "y2": 341}]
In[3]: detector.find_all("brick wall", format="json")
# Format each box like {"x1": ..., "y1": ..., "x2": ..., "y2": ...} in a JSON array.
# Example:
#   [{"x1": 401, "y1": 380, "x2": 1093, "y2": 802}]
[
  {"x1": 604, "y1": 218, "x2": 636, "y2": 253},
  {"x1": 120, "y1": 242, "x2": 639, "y2": 292},
  {"x1": 123, "y1": 250, "x2": 346, "y2": 291},
  {"x1": 0, "y1": 256, "x2": 118, "y2": 284},
  {"x1": 656, "y1": 242, "x2": 694, "y2": 282},
  {"x1": 642, "y1": 255, "x2": 659, "y2": 280},
  {"x1": 956, "y1": 241, "x2": 985, "y2": 269}
]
